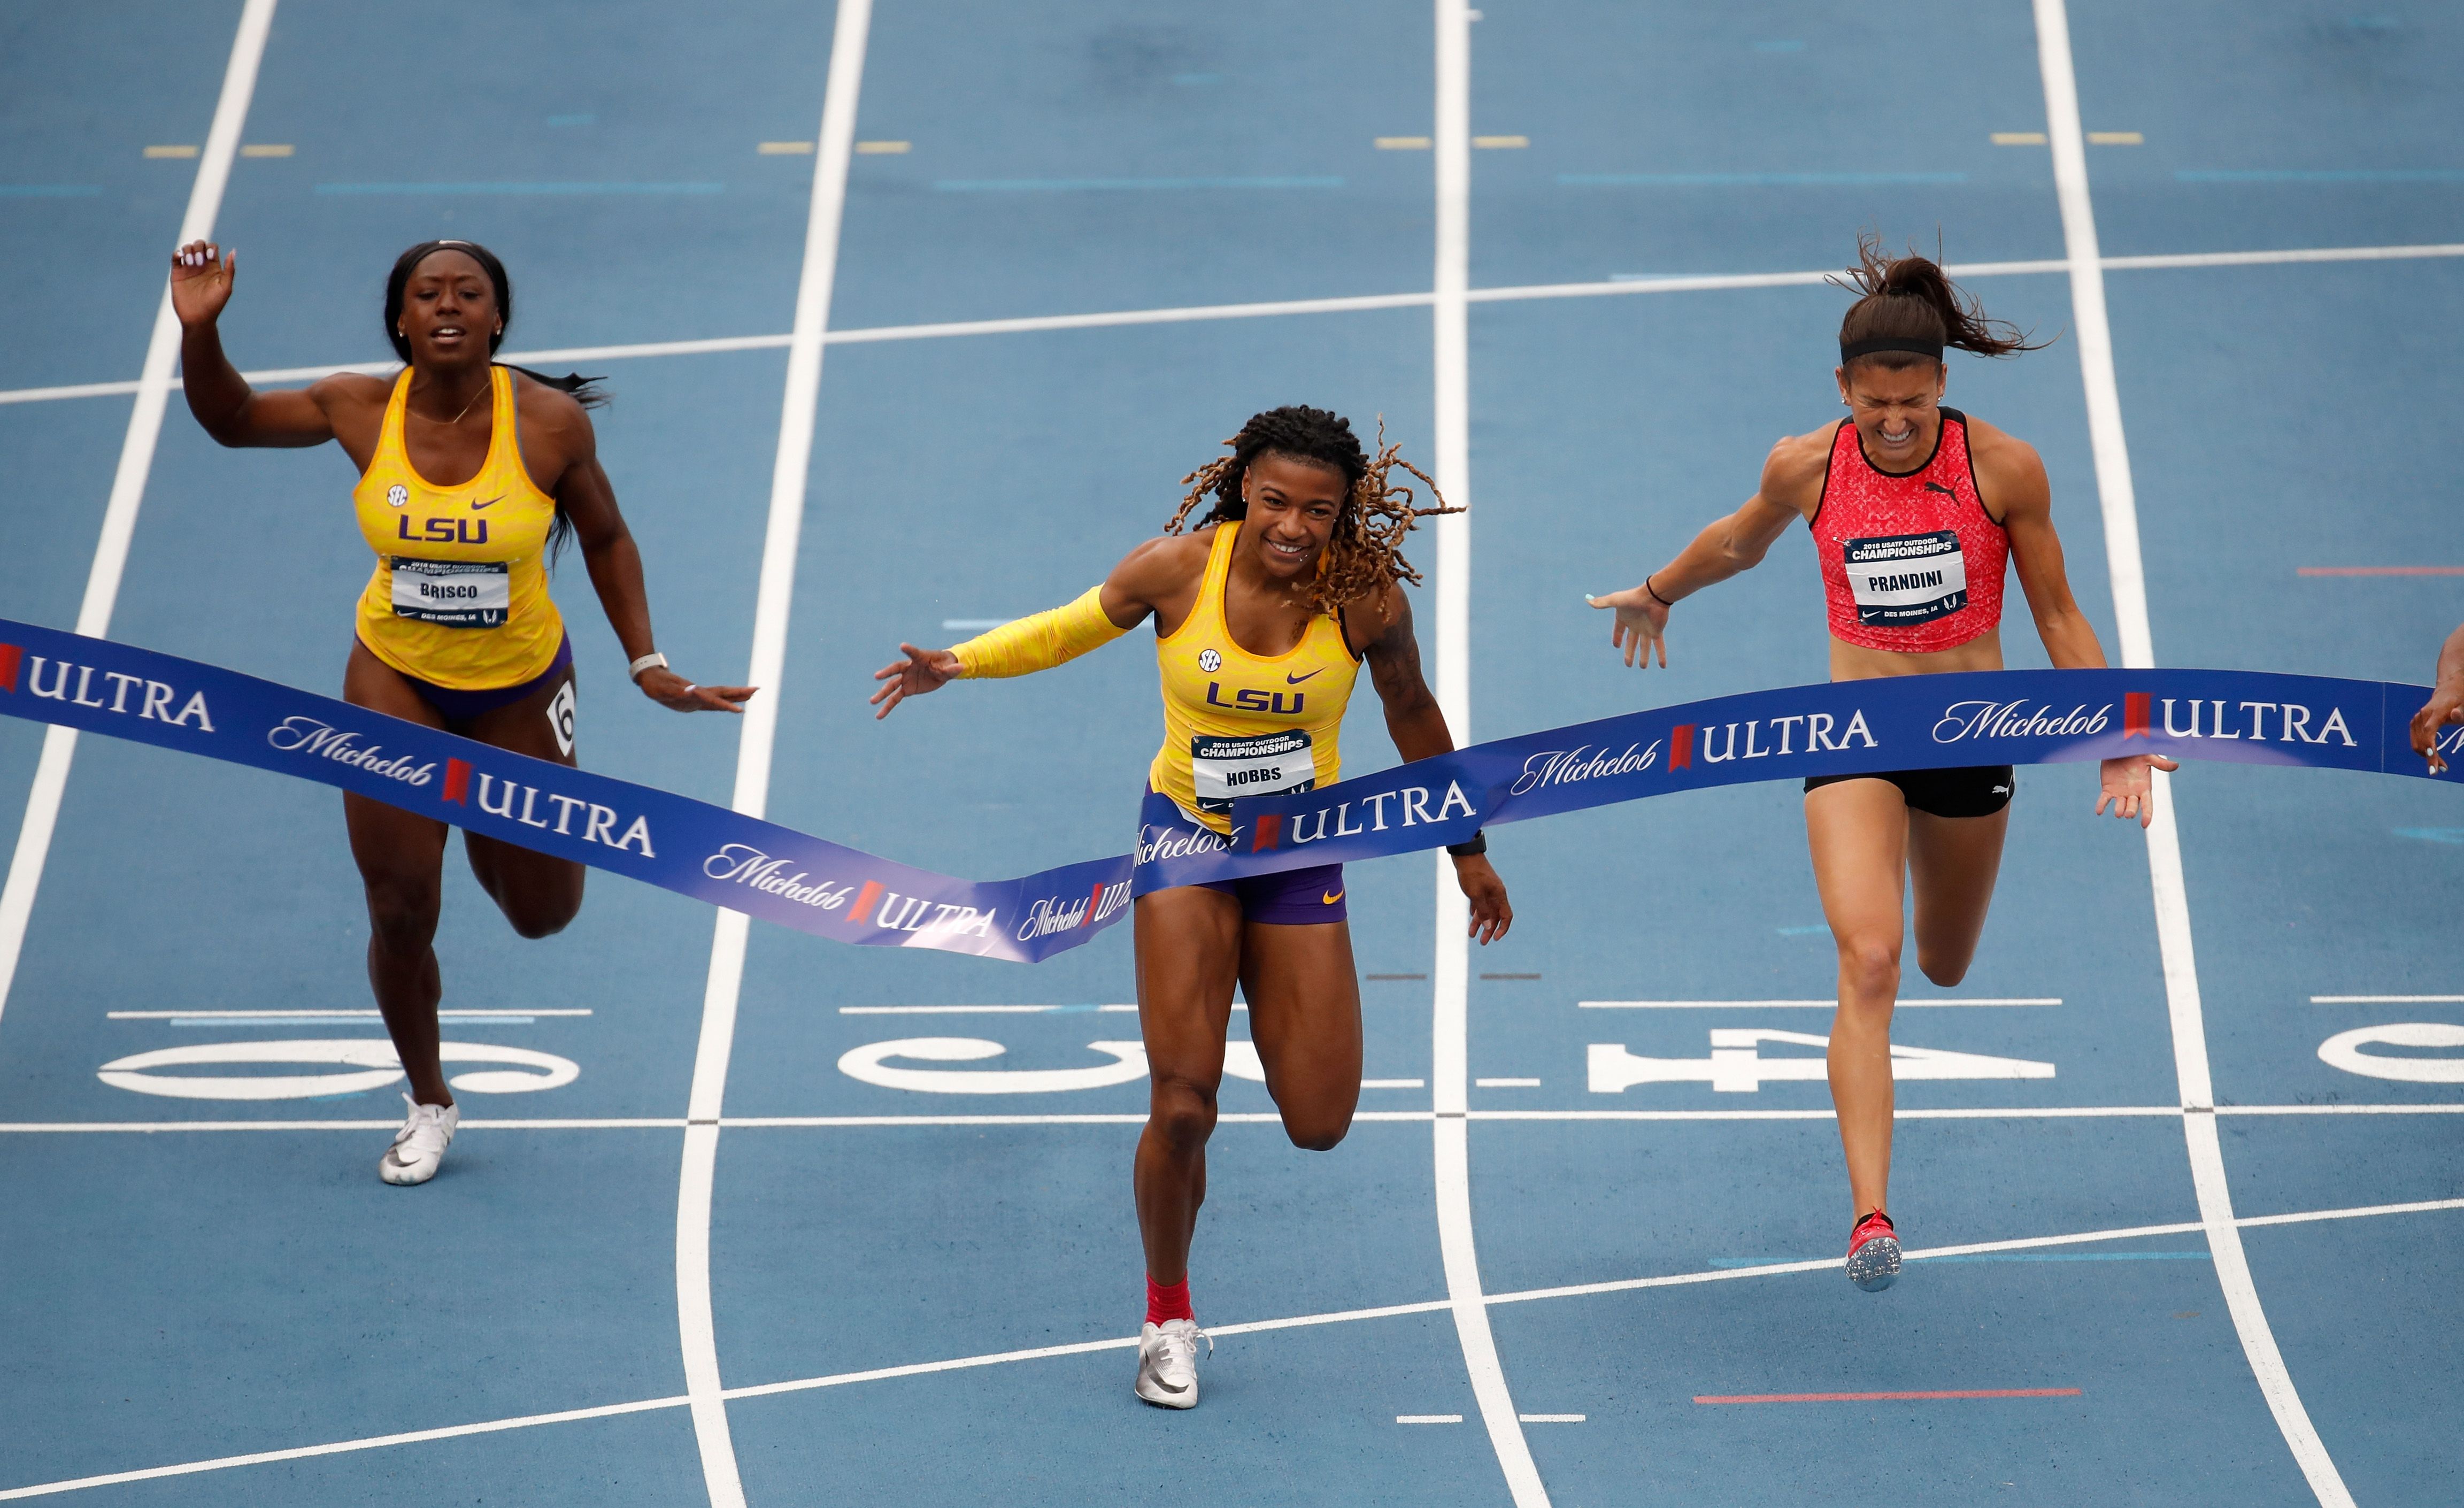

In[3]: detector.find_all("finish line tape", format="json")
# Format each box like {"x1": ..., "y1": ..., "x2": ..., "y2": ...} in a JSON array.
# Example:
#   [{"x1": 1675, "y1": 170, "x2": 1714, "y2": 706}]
[{"x1": 0, "y1": 618, "x2": 2449, "y2": 963}]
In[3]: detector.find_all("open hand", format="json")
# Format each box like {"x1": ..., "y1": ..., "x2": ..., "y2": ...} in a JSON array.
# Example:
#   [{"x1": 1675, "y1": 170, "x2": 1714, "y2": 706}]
[
  {"x1": 2410, "y1": 682, "x2": 2463, "y2": 773},
  {"x1": 1586, "y1": 586, "x2": 1668, "y2": 668},
  {"x1": 870, "y1": 643, "x2": 962, "y2": 720},
  {"x1": 170, "y1": 240, "x2": 235, "y2": 328},
  {"x1": 2096, "y1": 752, "x2": 2178, "y2": 827},
  {"x1": 1453, "y1": 852, "x2": 1513, "y2": 944},
  {"x1": 637, "y1": 666, "x2": 754, "y2": 713}
]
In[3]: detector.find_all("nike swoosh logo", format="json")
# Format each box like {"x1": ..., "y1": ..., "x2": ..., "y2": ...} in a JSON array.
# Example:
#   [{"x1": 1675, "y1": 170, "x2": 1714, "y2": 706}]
[
  {"x1": 471, "y1": 495, "x2": 504, "y2": 511},
  {"x1": 1152, "y1": 1378, "x2": 1189, "y2": 1395},
  {"x1": 1287, "y1": 669, "x2": 1323, "y2": 684},
  {"x1": 1322, "y1": 890, "x2": 1344, "y2": 904}
]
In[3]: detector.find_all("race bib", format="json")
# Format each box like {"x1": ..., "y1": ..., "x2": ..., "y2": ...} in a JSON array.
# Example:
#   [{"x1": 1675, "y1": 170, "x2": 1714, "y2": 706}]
[
  {"x1": 390, "y1": 558, "x2": 510, "y2": 628},
  {"x1": 1842, "y1": 531, "x2": 1968, "y2": 627},
  {"x1": 1191, "y1": 730, "x2": 1314, "y2": 814}
]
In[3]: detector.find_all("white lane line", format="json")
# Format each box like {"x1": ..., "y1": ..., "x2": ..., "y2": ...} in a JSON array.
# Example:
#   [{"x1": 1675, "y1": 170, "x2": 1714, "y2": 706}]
[
  {"x1": 2034, "y1": 5, "x2": 2352, "y2": 1503},
  {"x1": 0, "y1": 0, "x2": 279, "y2": 1034},
  {"x1": 2309, "y1": 994, "x2": 2464, "y2": 1004},
  {"x1": 9, "y1": 1192, "x2": 2448, "y2": 1501},
  {"x1": 1579, "y1": 997, "x2": 2060, "y2": 1008},
  {"x1": 9, "y1": 240, "x2": 2463, "y2": 412},
  {"x1": 673, "y1": 6, "x2": 871, "y2": 1505},
  {"x1": 0, "y1": 1395, "x2": 692, "y2": 1503},
  {"x1": 4, "y1": 1103, "x2": 2457, "y2": 1134},
  {"x1": 107, "y1": 1009, "x2": 590, "y2": 1019},
  {"x1": 1398, "y1": 1414, "x2": 1465, "y2": 1425},
  {"x1": 835, "y1": 1003, "x2": 1137, "y2": 1014},
  {"x1": 1428, "y1": 5, "x2": 1547, "y2": 1505}
]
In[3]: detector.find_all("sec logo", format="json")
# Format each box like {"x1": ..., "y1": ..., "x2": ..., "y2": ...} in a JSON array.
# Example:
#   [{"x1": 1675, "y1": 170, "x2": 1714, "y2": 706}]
[
  {"x1": 1197, "y1": 648, "x2": 1221, "y2": 673},
  {"x1": 386, "y1": 484, "x2": 410, "y2": 509}
]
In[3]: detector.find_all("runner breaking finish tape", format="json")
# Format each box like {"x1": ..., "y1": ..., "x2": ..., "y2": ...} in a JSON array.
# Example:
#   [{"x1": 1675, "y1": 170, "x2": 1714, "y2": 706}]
[
  {"x1": 1587, "y1": 234, "x2": 2178, "y2": 1293},
  {"x1": 872, "y1": 406, "x2": 1512, "y2": 1409},
  {"x1": 169, "y1": 237, "x2": 752, "y2": 1186}
]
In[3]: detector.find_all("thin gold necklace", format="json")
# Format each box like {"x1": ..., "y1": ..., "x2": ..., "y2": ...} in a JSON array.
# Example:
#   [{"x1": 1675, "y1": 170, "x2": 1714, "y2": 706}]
[{"x1": 415, "y1": 371, "x2": 490, "y2": 428}]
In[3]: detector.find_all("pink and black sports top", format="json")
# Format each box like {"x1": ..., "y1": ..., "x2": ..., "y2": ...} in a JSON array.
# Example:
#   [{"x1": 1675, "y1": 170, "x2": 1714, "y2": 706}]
[{"x1": 1811, "y1": 408, "x2": 2007, "y2": 653}]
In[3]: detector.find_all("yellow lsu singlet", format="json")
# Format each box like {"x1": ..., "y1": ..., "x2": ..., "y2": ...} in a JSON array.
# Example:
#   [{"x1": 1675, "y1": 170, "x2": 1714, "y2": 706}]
[
  {"x1": 351, "y1": 366, "x2": 565, "y2": 691},
  {"x1": 1150, "y1": 522, "x2": 1362, "y2": 834}
]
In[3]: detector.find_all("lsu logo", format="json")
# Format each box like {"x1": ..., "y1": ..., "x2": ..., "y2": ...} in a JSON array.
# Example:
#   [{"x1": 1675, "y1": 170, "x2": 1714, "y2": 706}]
[
  {"x1": 1204, "y1": 682, "x2": 1304, "y2": 715},
  {"x1": 387, "y1": 484, "x2": 410, "y2": 508},
  {"x1": 397, "y1": 516, "x2": 489, "y2": 544}
]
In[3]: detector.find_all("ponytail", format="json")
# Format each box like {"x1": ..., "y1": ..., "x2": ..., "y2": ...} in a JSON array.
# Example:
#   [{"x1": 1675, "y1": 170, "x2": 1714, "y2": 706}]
[{"x1": 1832, "y1": 232, "x2": 2047, "y2": 371}]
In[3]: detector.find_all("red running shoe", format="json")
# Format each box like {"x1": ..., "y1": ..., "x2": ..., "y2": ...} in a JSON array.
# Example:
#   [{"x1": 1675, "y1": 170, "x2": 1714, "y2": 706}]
[{"x1": 1845, "y1": 1210, "x2": 1901, "y2": 1291}]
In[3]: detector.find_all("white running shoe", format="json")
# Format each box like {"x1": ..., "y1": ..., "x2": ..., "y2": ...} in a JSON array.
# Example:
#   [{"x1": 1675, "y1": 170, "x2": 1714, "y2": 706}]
[
  {"x1": 1134, "y1": 1319, "x2": 1210, "y2": 1409},
  {"x1": 379, "y1": 1093, "x2": 459, "y2": 1186}
]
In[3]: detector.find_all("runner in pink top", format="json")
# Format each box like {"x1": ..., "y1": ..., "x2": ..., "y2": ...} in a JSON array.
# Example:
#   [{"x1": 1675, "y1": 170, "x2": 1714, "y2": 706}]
[{"x1": 1588, "y1": 235, "x2": 2177, "y2": 1292}]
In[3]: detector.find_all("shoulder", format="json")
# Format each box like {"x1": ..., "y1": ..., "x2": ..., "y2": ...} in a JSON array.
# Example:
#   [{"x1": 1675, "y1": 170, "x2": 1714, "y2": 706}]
[
  {"x1": 1758, "y1": 421, "x2": 1841, "y2": 506},
  {"x1": 1959, "y1": 414, "x2": 2046, "y2": 493},
  {"x1": 1346, "y1": 578, "x2": 1411, "y2": 648},
  {"x1": 1112, "y1": 527, "x2": 1213, "y2": 594},
  {"x1": 509, "y1": 368, "x2": 592, "y2": 434},
  {"x1": 305, "y1": 370, "x2": 392, "y2": 414}
]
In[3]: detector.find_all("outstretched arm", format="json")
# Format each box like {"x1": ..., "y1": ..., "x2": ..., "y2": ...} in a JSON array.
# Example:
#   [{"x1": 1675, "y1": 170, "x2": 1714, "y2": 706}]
[
  {"x1": 1986, "y1": 424, "x2": 2176, "y2": 824},
  {"x1": 868, "y1": 535, "x2": 1182, "y2": 719},
  {"x1": 547, "y1": 400, "x2": 754, "y2": 713},
  {"x1": 1585, "y1": 429, "x2": 1823, "y2": 668},
  {"x1": 1359, "y1": 586, "x2": 1512, "y2": 944},
  {"x1": 171, "y1": 241, "x2": 349, "y2": 448}
]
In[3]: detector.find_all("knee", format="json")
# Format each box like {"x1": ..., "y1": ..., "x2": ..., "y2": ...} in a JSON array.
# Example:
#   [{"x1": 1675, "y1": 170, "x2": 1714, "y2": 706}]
[
  {"x1": 363, "y1": 879, "x2": 440, "y2": 952},
  {"x1": 504, "y1": 901, "x2": 577, "y2": 941},
  {"x1": 1148, "y1": 1079, "x2": 1218, "y2": 1152},
  {"x1": 1283, "y1": 1115, "x2": 1351, "y2": 1153},
  {"x1": 1837, "y1": 934, "x2": 1901, "y2": 1000},
  {"x1": 1913, "y1": 947, "x2": 1970, "y2": 989}
]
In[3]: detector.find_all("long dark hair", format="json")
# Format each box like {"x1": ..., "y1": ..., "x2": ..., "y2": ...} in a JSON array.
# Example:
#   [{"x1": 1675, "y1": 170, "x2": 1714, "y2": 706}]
[
  {"x1": 1166, "y1": 405, "x2": 1459, "y2": 612},
  {"x1": 1832, "y1": 232, "x2": 2047, "y2": 372},
  {"x1": 382, "y1": 240, "x2": 604, "y2": 562}
]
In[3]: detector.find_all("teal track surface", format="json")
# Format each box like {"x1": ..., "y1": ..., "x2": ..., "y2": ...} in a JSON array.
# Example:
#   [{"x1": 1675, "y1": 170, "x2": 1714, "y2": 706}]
[{"x1": 2, "y1": 2, "x2": 2460, "y2": 1504}]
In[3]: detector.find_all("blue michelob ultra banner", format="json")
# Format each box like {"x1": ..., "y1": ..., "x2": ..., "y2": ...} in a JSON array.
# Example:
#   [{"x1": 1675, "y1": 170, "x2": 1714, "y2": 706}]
[{"x1": 0, "y1": 617, "x2": 2450, "y2": 963}]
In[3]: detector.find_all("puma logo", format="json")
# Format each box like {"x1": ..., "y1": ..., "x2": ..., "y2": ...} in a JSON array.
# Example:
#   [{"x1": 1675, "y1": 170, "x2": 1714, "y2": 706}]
[
  {"x1": 471, "y1": 495, "x2": 504, "y2": 511},
  {"x1": 1922, "y1": 482, "x2": 1954, "y2": 497},
  {"x1": 1287, "y1": 668, "x2": 1323, "y2": 685}
]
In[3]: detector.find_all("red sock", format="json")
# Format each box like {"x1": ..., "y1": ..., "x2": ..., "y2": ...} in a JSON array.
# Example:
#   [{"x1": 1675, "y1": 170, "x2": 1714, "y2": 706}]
[{"x1": 1145, "y1": 1274, "x2": 1192, "y2": 1326}]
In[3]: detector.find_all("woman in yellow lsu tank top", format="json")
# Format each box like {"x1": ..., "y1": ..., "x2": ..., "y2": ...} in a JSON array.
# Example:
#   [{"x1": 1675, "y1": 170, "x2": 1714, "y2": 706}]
[
  {"x1": 168, "y1": 237, "x2": 751, "y2": 1187},
  {"x1": 873, "y1": 406, "x2": 1513, "y2": 1409}
]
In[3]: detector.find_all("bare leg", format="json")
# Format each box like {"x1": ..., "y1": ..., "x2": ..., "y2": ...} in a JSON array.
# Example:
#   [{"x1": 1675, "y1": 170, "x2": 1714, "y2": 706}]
[
  {"x1": 1805, "y1": 779, "x2": 1910, "y2": 1220},
  {"x1": 1133, "y1": 886, "x2": 1243, "y2": 1285},
  {"x1": 459, "y1": 662, "x2": 586, "y2": 939},
  {"x1": 1907, "y1": 806, "x2": 2010, "y2": 987},
  {"x1": 343, "y1": 642, "x2": 456, "y2": 1107},
  {"x1": 1240, "y1": 921, "x2": 1362, "y2": 1151}
]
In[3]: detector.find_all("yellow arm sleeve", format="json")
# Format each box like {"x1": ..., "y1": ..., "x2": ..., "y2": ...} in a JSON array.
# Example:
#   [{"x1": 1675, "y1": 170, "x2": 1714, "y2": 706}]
[{"x1": 948, "y1": 586, "x2": 1128, "y2": 679}]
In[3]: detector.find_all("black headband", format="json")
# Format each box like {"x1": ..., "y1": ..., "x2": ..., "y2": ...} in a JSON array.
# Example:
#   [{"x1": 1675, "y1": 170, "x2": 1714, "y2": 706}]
[{"x1": 1841, "y1": 335, "x2": 1945, "y2": 364}]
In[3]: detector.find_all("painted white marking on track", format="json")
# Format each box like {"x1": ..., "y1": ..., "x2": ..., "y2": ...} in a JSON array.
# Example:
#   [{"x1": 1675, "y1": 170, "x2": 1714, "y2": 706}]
[
  {"x1": 11, "y1": 1194, "x2": 2450, "y2": 1502},
  {"x1": 2034, "y1": 4, "x2": 2352, "y2": 1502},
  {"x1": 0, "y1": 0, "x2": 279, "y2": 1033},
  {"x1": 1398, "y1": 1414, "x2": 1464, "y2": 1424},
  {"x1": 1428, "y1": 4, "x2": 1547, "y2": 1503},
  {"x1": 674, "y1": 3, "x2": 873, "y2": 1503},
  {"x1": 10, "y1": 242, "x2": 2464, "y2": 412},
  {"x1": 1581, "y1": 997, "x2": 2059, "y2": 1008}
]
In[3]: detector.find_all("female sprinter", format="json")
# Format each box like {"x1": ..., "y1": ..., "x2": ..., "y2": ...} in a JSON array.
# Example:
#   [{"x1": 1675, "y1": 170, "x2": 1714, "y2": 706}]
[
  {"x1": 872, "y1": 406, "x2": 1512, "y2": 1407},
  {"x1": 1587, "y1": 239, "x2": 2174, "y2": 1291},
  {"x1": 169, "y1": 238, "x2": 751, "y2": 1186}
]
